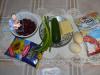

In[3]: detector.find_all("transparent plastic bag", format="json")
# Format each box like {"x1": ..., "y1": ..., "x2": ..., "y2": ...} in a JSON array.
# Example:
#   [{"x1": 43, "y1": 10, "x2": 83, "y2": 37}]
[{"x1": 36, "y1": 57, "x2": 70, "y2": 75}]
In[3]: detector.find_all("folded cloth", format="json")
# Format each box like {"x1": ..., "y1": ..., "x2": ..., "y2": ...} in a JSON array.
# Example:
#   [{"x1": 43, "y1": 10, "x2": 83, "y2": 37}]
[{"x1": 5, "y1": 37, "x2": 42, "y2": 68}]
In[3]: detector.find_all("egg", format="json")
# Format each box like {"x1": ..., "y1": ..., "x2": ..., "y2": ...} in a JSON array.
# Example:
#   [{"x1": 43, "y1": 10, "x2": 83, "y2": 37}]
[
  {"x1": 73, "y1": 32, "x2": 83, "y2": 44},
  {"x1": 69, "y1": 42, "x2": 81, "y2": 54}
]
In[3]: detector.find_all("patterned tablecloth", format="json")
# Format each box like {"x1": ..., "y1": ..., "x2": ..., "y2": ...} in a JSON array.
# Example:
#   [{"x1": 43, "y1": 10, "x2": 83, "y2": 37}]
[{"x1": 0, "y1": 0, "x2": 100, "y2": 75}]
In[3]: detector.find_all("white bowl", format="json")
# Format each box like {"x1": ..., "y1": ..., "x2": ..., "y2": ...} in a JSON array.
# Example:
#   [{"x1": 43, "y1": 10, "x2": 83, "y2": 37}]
[{"x1": 11, "y1": 11, "x2": 41, "y2": 38}]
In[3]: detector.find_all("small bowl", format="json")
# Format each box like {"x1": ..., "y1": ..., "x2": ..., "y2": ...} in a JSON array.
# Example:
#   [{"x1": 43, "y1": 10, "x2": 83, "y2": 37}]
[{"x1": 10, "y1": 11, "x2": 41, "y2": 38}]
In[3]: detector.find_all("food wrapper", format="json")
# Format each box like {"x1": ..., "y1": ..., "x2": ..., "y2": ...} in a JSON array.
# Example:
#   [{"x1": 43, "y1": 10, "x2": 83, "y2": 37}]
[
  {"x1": 5, "y1": 37, "x2": 42, "y2": 67},
  {"x1": 75, "y1": 12, "x2": 100, "y2": 56}
]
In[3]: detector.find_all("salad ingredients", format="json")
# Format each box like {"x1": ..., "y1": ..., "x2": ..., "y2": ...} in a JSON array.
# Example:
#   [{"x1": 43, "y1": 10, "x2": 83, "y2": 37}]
[
  {"x1": 16, "y1": 19, "x2": 37, "y2": 36},
  {"x1": 51, "y1": 18, "x2": 61, "y2": 44},
  {"x1": 13, "y1": 22, "x2": 21, "y2": 29},
  {"x1": 37, "y1": 16, "x2": 52, "y2": 53},
  {"x1": 59, "y1": 20, "x2": 73, "y2": 38},
  {"x1": 73, "y1": 31, "x2": 83, "y2": 44},
  {"x1": 69, "y1": 42, "x2": 81, "y2": 54},
  {"x1": 9, "y1": 14, "x2": 21, "y2": 30},
  {"x1": 12, "y1": 14, "x2": 17, "y2": 21}
]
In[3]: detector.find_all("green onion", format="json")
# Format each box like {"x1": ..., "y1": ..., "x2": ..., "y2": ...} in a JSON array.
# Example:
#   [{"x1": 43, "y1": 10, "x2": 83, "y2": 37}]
[{"x1": 36, "y1": 16, "x2": 52, "y2": 53}]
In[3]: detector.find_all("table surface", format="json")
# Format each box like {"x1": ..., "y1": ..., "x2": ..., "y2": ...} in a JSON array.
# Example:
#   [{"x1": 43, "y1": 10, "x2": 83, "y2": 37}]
[{"x1": 0, "y1": 0, "x2": 100, "y2": 75}]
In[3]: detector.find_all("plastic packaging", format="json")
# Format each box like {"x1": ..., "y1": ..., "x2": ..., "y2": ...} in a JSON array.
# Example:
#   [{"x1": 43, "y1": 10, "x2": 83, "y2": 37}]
[
  {"x1": 75, "y1": 12, "x2": 100, "y2": 56},
  {"x1": 36, "y1": 57, "x2": 70, "y2": 75},
  {"x1": 5, "y1": 37, "x2": 41, "y2": 67}
]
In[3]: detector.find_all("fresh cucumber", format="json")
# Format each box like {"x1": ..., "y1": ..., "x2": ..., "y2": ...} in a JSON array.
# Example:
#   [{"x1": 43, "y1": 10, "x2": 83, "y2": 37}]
[{"x1": 51, "y1": 18, "x2": 61, "y2": 44}]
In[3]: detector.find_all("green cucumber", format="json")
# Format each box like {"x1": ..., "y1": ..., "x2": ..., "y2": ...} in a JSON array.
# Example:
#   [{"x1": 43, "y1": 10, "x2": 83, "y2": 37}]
[{"x1": 51, "y1": 18, "x2": 61, "y2": 44}]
